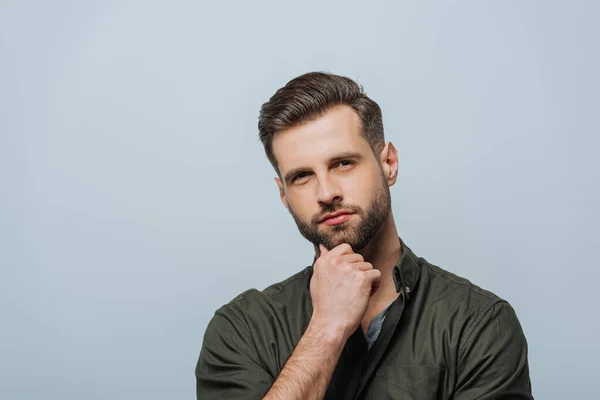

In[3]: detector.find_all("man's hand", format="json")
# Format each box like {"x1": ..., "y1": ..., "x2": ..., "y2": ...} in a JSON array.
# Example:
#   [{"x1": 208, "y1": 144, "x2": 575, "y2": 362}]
[
  {"x1": 310, "y1": 243, "x2": 382, "y2": 343},
  {"x1": 263, "y1": 243, "x2": 381, "y2": 400}
]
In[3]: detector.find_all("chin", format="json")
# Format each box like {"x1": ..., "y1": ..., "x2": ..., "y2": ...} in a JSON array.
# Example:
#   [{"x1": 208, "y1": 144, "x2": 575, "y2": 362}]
[{"x1": 326, "y1": 234, "x2": 360, "y2": 249}]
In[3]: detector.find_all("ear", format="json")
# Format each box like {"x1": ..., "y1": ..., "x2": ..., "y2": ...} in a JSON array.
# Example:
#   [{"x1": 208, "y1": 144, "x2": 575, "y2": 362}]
[
  {"x1": 379, "y1": 142, "x2": 399, "y2": 186},
  {"x1": 274, "y1": 177, "x2": 289, "y2": 209}
]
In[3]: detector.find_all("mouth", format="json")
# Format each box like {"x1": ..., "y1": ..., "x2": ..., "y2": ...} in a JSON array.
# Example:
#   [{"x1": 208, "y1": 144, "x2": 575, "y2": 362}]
[{"x1": 319, "y1": 211, "x2": 355, "y2": 226}]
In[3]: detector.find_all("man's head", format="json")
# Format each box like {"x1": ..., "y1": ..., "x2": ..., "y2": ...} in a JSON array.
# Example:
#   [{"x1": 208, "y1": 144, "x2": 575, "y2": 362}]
[{"x1": 258, "y1": 72, "x2": 398, "y2": 251}]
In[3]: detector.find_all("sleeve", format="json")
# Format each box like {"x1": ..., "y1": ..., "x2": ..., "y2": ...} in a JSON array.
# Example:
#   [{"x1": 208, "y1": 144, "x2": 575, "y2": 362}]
[
  {"x1": 454, "y1": 301, "x2": 533, "y2": 399},
  {"x1": 195, "y1": 305, "x2": 275, "y2": 400}
]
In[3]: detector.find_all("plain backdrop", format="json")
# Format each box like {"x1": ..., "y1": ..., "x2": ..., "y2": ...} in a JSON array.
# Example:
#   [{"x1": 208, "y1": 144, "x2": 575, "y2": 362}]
[{"x1": 1, "y1": 1, "x2": 598, "y2": 399}]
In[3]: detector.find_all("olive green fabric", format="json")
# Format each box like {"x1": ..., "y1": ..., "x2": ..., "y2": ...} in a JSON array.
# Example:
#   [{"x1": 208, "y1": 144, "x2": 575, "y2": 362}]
[{"x1": 196, "y1": 238, "x2": 532, "y2": 399}]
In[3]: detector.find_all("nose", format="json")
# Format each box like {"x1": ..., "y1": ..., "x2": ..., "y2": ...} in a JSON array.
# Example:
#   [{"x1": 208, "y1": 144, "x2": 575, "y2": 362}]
[{"x1": 316, "y1": 174, "x2": 343, "y2": 205}]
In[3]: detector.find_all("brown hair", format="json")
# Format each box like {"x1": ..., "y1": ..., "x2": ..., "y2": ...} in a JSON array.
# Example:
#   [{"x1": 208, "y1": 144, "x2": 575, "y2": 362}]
[{"x1": 258, "y1": 71, "x2": 385, "y2": 174}]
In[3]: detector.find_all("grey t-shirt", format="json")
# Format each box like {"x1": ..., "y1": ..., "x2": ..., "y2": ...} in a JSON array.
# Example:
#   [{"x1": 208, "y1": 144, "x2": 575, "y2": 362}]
[{"x1": 364, "y1": 303, "x2": 393, "y2": 350}]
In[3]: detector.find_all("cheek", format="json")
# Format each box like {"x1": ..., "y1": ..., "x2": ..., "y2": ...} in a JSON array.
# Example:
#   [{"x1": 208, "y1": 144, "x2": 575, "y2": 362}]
[
  {"x1": 285, "y1": 190, "x2": 317, "y2": 218},
  {"x1": 342, "y1": 169, "x2": 380, "y2": 204}
]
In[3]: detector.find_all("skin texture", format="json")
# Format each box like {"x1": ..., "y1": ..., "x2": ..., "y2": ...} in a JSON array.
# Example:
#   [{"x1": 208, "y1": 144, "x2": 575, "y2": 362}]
[{"x1": 263, "y1": 105, "x2": 403, "y2": 400}]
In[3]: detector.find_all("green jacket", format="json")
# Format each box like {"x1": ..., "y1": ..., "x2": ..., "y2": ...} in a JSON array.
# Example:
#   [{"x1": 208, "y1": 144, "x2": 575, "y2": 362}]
[{"x1": 196, "y1": 239, "x2": 533, "y2": 399}]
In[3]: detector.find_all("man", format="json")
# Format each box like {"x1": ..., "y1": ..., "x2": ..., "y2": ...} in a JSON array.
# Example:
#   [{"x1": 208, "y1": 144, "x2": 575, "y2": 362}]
[{"x1": 195, "y1": 72, "x2": 532, "y2": 399}]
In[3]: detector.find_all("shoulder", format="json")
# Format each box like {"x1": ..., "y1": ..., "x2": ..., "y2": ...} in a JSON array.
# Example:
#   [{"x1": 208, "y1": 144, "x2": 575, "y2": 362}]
[
  {"x1": 418, "y1": 260, "x2": 533, "y2": 396},
  {"x1": 197, "y1": 266, "x2": 315, "y2": 394},
  {"x1": 415, "y1": 256, "x2": 525, "y2": 348},
  {"x1": 227, "y1": 265, "x2": 312, "y2": 305},
  {"x1": 413, "y1": 255, "x2": 518, "y2": 331},
  {"x1": 418, "y1": 256, "x2": 505, "y2": 309},
  {"x1": 216, "y1": 266, "x2": 313, "y2": 325}
]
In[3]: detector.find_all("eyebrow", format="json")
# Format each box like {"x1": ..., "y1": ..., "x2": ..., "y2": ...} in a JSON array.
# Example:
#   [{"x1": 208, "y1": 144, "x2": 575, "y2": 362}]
[{"x1": 283, "y1": 151, "x2": 364, "y2": 184}]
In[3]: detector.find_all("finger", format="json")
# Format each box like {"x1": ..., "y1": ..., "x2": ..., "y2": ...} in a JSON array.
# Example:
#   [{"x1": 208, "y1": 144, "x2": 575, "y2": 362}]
[
  {"x1": 364, "y1": 269, "x2": 382, "y2": 287},
  {"x1": 329, "y1": 243, "x2": 354, "y2": 256},
  {"x1": 355, "y1": 262, "x2": 374, "y2": 271},
  {"x1": 338, "y1": 253, "x2": 364, "y2": 264}
]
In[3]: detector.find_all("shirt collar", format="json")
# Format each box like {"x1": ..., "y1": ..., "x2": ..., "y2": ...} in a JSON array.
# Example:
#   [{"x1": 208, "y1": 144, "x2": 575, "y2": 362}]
[{"x1": 392, "y1": 237, "x2": 422, "y2": 299}]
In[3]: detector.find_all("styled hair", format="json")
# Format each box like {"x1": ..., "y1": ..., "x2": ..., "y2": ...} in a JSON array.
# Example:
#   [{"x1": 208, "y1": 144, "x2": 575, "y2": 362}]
[{"x1": 258, "y1": 71, "x2": 385, "y2": 173}]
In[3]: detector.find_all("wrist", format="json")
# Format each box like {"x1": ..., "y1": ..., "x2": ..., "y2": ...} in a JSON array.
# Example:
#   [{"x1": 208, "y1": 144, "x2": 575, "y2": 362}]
[{"x1": 306, "y1": 317, "x2": 347, "y2": 351}]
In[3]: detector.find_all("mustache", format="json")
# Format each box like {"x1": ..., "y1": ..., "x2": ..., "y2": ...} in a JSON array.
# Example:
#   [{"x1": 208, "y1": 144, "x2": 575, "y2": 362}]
[{"x1": 311, "y1": 204, "x2": 362, "y2": 224}]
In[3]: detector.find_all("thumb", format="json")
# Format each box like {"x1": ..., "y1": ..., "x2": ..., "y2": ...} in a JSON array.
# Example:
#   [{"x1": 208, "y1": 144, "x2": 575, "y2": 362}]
[{"x1": 319, "y1": 244, "x2": 329, "y2": 255}]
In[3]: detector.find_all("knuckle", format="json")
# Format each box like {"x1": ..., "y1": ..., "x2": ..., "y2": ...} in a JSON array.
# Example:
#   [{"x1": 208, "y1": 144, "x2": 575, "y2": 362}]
[
  {"x1": 356, "y1": 271, "x2": 367, "y2": 282},
  {"x1": 342, "y1": 264, "x2": 353, "y2": 274}
]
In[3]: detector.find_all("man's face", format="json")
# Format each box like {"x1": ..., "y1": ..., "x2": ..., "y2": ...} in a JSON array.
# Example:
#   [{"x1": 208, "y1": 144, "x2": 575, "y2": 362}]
[{"x1": 273, "y1": 105, "x2": 394, "y2": 251}]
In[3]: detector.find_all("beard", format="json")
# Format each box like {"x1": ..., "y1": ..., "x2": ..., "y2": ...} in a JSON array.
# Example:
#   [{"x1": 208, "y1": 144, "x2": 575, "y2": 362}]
[{"x1": 288, "y1": 174, "x2": 392, "y2": 252}]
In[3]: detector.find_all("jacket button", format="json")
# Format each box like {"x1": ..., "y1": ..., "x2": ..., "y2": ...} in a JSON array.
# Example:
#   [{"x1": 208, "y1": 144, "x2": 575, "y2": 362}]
[{"x1": 404, "y1": 286, "x2": 410, "y2": 294}]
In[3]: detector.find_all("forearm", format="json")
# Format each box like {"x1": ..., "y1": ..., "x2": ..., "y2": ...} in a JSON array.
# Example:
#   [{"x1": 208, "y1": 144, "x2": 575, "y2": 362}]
[{"x1": 263, "y1": 320, "x2": 346, "y2": 400}]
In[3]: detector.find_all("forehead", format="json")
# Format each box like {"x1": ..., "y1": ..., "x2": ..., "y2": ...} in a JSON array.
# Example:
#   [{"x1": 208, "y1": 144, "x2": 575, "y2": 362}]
[{"x1": 272, "y1": 105, "x2": 371, "y2": 173}]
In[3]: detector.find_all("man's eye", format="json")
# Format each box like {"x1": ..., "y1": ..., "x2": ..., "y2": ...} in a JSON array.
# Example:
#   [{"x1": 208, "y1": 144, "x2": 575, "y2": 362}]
[
  {"x1": 293, "y1": 172, "x2": 309, "y2": 182},
  {"x1": 336, "y1": 160, "x2": 354, "y2": 168}
]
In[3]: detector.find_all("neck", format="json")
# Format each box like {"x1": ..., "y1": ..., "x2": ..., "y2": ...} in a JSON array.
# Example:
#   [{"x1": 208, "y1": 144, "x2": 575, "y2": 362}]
[
  {"x1": 359, "y1": 213, "x2": 403, "y2": 316},
  {"x1": 357, "y1": 213, "x2": 402, "y2": 275}
]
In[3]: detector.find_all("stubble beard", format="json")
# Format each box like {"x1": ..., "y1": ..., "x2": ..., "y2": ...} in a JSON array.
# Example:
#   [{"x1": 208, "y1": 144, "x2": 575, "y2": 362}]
[{"x1": 288, "y1": 176, "x2": 392, "y2": 252}]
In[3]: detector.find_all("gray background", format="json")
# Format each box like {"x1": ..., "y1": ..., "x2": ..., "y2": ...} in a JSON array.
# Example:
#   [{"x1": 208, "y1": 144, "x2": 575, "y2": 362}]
[{"x1": 1, "y1": 1, "x2": 598, "y2": 399}]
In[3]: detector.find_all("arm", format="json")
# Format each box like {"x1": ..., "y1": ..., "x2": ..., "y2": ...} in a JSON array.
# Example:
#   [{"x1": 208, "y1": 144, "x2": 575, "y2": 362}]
[
  {"x1": 196, "y1": 243, "x2": 379, "y2": 400},
  {"x1": 454, "y1": 301, "x2": 533, "y2": 399},
  {"x1": 196, "y1": 306, "x2": 346, "y2": 400},
  {"x1": 264, "y1": 320, "x2": 345, "y2": 400},
  {"x1": 267, "y1": 243, "x2": 379, "y2": 399}
]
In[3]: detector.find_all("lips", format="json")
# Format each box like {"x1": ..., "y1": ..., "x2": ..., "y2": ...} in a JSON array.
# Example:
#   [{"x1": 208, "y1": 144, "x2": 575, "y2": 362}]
[{"x1": 319, "y1": 211, "x2": 355, "y2": 225}]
